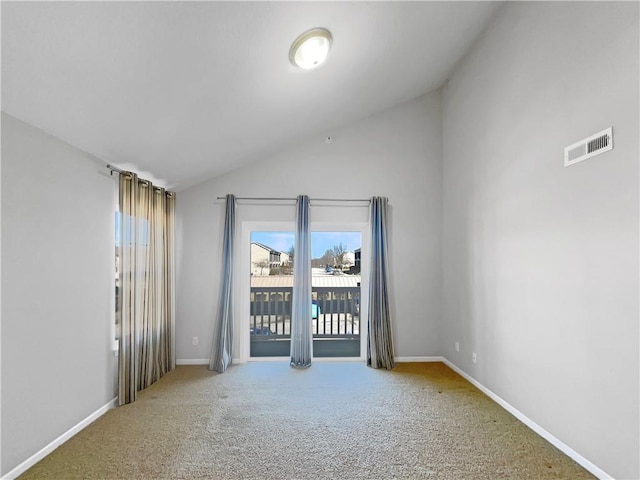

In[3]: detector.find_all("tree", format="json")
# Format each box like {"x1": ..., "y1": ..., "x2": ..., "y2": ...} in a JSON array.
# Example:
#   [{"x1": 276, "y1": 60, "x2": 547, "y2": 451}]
[
  {"x1": 331, "y1": 243, "x2": 348, "y2": 269},
  {"x1": 253, "y1": 259, "x2": 270, "y2": 276},
  {"x1": 287, "y1": 245, "x2": 294, "y2": 265},
  {"x1": 321, "y1": 249, "x2": 334, "y2": 267}
]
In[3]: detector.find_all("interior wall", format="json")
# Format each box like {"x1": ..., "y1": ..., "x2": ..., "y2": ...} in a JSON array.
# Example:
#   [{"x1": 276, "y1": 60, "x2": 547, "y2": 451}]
[
  {"x1": 441, "y1": 2, "x2": 639, "y2": 478},
  {"x1": 0, "y1": 107, "x2": 3, "y2": 479},
  {"x1": 1, "y1": 113, "x2": 118, "y2": 475},
  {"x1": 176, "y1": 91, "x2": 442, "y2": 362}
]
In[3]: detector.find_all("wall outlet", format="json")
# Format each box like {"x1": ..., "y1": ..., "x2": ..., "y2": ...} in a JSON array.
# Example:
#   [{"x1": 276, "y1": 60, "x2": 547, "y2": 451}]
[
  {"x1": 472, "y1": 352, "x2": 477, "y2": 364},
  {"x1": 455, "y1": 341, "x2": 460, "y2": 352},
  {"x1": 192, "y1": 336, "x2": 199, "y2": 346}
]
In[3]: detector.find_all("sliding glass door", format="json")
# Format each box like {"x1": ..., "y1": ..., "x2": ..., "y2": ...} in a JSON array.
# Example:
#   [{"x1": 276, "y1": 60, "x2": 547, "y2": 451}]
[
  {"x1": 309, "y1": 232, "x2": 361, "y2": 358},
  {"x1": 247, "y1": 229, "x2": 363, "y2": 359}
]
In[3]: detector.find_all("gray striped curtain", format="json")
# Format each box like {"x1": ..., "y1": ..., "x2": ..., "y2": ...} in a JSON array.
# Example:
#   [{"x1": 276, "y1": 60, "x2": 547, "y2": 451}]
[
  {"x1": 209, "y1": 194, "x2": 236, "y2": 373},
  {"x1": 118, "y1": 172, "x2": 176, "y2": 406},
  {"x1": 290, "y1": 195, "x2": 313, "y2": 368},
  {"x1": 367, "y1": 196, "x2": 395, "y2": 369}
]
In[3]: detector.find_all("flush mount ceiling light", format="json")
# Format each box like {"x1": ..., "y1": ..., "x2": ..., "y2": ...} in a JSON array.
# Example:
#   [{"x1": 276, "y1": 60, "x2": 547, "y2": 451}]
[{"x1": 289, "y1": 28, "x2": 332, "y2": 70}]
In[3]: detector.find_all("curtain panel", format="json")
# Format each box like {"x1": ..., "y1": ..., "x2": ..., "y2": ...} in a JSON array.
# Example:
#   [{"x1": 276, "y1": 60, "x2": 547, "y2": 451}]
[
  {"x1": 209, "y1": 194, "x2": 236, "y2": 373},
  {"x1": 290, "y1": 195, "x2": 313, "y2": 368},
  {"x1": 367, "y1": 196, "x2": 395, "y2": 370},
  {"x1": 118, "y1": 172, "x2": 176, "y2": 405}
]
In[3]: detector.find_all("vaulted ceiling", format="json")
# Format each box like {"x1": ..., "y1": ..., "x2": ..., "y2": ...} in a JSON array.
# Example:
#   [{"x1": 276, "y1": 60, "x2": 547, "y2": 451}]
[{"x1": 2, "y1": 1, "x2": 502, "y2": 190}]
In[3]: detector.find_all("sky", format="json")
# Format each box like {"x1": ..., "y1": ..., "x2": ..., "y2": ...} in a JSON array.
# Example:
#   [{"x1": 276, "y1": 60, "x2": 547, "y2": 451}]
[{"x1": 251, "y1": 231, "x2": 361, "y2": 258}]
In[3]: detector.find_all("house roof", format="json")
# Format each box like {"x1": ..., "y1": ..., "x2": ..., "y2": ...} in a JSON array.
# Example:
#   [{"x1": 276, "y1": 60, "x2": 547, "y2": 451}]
[
  {"x1": 251, "y1": 242, "x2": 280, "y2": 254},
  {"x1": 1, "y1": 2, "x2": 502, "y2": 190},
  {"x1": 251, "y1": 275, "x2": 361, "y2": 289}
]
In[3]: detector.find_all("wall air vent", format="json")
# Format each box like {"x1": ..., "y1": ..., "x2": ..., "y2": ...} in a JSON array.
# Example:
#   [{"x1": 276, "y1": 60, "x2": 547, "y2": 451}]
[{"x1": 564, "y1": 127, "x2": 613, "y2": 167}]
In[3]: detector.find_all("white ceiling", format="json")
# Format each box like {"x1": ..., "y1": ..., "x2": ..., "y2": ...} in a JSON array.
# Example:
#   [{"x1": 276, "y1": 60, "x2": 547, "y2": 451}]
[{"x1": 2, "y1": 1, "x2": 502, "y2": 191}]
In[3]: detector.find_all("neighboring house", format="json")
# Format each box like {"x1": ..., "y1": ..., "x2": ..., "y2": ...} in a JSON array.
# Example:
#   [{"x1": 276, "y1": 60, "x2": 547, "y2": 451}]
[
  {"x1": 342, "y1": 251, "x2": 355, "y2": 270},
  {"x1": 251, "y1": 242, "x2": 290, "y2": 275},
  {"x1": 349, "y1": 248, "x2": 361, "y2": 274},
  {"x1": 251, "y1": 242, "x2": 277, "y2": 275}
]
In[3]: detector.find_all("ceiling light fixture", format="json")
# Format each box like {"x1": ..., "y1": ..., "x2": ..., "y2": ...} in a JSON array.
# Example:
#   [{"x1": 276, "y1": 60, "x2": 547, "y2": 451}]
[{"x1": 289, "y1": 28, "x2": 332, "y2": 70}]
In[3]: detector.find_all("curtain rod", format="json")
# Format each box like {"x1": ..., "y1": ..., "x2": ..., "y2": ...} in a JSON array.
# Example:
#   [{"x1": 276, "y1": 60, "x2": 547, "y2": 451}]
[
  {"x1": 107, "y1": 164, "x2": 125, "y2": 175},
  {"x1": 106, "y1": 165, "x2": 174, "y2": 196},
  {"x1": 216, "y1": 196, "x2": 371, "y2": 203}
]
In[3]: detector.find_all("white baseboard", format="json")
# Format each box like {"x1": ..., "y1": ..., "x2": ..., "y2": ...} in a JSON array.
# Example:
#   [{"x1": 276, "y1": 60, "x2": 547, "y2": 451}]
[
  {"x1": 1, "y1": 397, "x2": 117, "y2": 480},
  {"x1": 395, "y1": 356, "x2": 445, "y2": 362},
  {"x1": 440, "y1": 358, "x2": 613, "y2": 480},
  {"x1": 176, "y1": 358, "x2": 209, "y2": 365}
]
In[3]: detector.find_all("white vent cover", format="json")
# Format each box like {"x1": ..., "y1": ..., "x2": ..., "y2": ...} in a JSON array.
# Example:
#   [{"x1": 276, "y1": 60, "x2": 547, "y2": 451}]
[{"x1": 564, "y1": 127, "x2": 613, "y2": 167}]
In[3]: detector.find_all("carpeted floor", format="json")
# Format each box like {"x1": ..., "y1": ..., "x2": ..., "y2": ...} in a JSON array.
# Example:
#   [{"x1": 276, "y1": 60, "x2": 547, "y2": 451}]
[{"x1": 19, "y1": 362, "x2": 594, "y2": 479}]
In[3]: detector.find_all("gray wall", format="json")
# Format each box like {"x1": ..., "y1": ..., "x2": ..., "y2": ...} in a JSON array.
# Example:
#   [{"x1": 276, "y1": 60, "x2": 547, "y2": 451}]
[
  {"x1": 441, "y1": 2, "x2": 639, "y2": 478},
  {"x1": 176, "y1": 91, "x2": 443, "y2": 361},
  {"x1": 1, "y1": 114, "x2": 118, "y2": 475}
]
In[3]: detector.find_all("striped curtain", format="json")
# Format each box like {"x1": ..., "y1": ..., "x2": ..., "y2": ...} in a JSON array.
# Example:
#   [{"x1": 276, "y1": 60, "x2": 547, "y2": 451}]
[
  {"x1": 290, "y1": 195, "x2": 313, "y2": 368},
  {"x1": 209, "y1": 194, "x2": 236, "y2": 373},
  {"x1": 118, "y1": 172, "x2": 176, "y2": 405},
  {"x1": 367, "y1": 196, "x2": 395, "y2": 369}
]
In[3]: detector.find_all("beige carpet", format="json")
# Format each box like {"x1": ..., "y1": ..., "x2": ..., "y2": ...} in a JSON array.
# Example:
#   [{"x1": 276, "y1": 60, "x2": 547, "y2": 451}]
[{"x1": 19, "y1": 362, "x2": 594, "y2": 479}]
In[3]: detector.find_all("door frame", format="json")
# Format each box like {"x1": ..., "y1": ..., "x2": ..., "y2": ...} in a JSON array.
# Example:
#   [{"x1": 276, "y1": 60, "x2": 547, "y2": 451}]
[{"x1": 237, "y1": 220, "x2": 369, "y2": 363}]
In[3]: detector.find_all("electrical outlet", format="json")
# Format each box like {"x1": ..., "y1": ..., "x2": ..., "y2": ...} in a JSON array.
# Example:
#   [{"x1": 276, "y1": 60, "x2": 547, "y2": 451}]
[
  {"x1": 455, "y1": 341, "x2": 460, "y2": 352},
  {"x1": 472, "y1": 352, "x2": 477, "y2": 364},
  {"x1": 192, "y1": 337, "x2": 199, "y2": 346}
]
